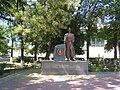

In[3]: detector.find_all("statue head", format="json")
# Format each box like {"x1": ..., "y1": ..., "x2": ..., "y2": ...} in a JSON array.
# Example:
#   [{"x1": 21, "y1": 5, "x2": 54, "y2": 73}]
[{"x1": 68, "y1": 27, "x2": 71, "y2": 33}]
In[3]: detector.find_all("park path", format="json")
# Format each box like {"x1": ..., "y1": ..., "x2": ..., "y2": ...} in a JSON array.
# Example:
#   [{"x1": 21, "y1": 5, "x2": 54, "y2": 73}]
[{"x1": 0, "y1": 68, "x2": 120, "y2": 90}]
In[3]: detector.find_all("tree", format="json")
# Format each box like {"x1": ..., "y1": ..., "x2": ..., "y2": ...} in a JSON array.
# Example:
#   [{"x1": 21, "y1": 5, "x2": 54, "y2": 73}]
[
  {"x1": 0, "y1": 26, "x2": 9, "y2": 55},
  {"x1": 78, "y1": 0, "x2": 103, "y2": 60},
  {"x1": 97, "y1": 0, "x2": 120, "y2": 59},
  {"x1": 0, "y1": 0, "x2": 28, "y2": 63},
  {"x1": 0, "y1": 0, "x2": 18, "y2": 60},
  {"x1": 110, "y1": 0, "x2": 120, "y2": 59},
  {"x1": 70, "y1": 13, "x2": 85, "y2": 55},
  {"x1": 13, "y1": 0, "x2": 28, "y2": 63},
  {"x1": 23, "y1": 0, "x2": 81, "y2": 60}
]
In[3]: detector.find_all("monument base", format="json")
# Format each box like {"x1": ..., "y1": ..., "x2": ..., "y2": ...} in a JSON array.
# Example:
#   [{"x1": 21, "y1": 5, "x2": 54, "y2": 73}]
[{"x1": 41, "y1": 61, "x2": 88, "y2": 75}]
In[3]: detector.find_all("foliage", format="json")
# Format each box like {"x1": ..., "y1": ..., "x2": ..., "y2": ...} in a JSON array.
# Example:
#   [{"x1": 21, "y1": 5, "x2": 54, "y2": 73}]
[
  {"x1": 70, "y1": 14, "x2": 85, "y2": 55},
  {"x1": 96, "y1": 0, "x2": 120, "y2": 58},
  {"x1": 77, "y1": 0, "x2": 104, "y2": 58},
  {"x1": 0, "y1": 26, "x2": 9, "y2": 54},
  {"x1": 15, "y1": 56, "x2": 34, "y2": 63},
  {"x1": 1, "y1": 0, "x2": 120, "y2": 60},
  {"x1": 0, "y1": 63, "x2": 7, "y2": 71},
  {"x1": 0, "y1": 0, "x2": 15, "y2": 21},
  {"x1": 89, "y1": 58, "x2": 120, "y2": 72},
  {"x1": 20, "y1": 0, "x2": 82, "y2": 59},
  {"x1": 0, "y1": 63, "x2": 18, "y2": 75},
  {"x1": 0, "y1": 63, "x2": 33, "y2": 76}
]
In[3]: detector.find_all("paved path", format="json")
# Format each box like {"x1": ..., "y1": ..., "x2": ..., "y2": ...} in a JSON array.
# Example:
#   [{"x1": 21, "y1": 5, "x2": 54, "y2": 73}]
[{"x1": 0, "y1": 69, "x2": 120, "y2": 90}]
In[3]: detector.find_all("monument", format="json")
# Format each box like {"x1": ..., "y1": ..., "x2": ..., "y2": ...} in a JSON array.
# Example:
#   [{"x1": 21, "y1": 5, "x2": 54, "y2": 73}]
[
  {"x1": 53, "y1": 27, "x2": 75, "y2": 61},
  {"x1": 64, "y1": 27, "x2": 75, "y2": 61},
  {"x1": 41, "y1": 27, "x2": 88, "y2": 75}
]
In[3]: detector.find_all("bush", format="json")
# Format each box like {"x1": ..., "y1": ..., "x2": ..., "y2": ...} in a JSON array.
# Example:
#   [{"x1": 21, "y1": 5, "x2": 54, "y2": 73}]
[
  {"x1": 15, "y1": 56, "x2": 34, "y2": 63},
  {"x1": 89, "y1": 58, "x2": 120, "y2": 72},
  {"x1": 0, "y1": 63, "x2": 17, "y2": 75},
  {"x1": 0, "y1": 63, "x2": 7, "y2": 71}
]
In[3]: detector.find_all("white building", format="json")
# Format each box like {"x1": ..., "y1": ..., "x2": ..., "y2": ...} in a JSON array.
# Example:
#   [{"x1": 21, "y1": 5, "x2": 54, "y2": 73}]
[{"x1": 81, "y1": 38, "x2": 119, "y2": 59}]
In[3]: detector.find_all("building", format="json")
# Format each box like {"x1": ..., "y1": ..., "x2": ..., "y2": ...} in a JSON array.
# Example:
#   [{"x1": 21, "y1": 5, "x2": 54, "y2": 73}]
[{"x1": 81, "y1": 38, "x2": 119, "y2": 59}]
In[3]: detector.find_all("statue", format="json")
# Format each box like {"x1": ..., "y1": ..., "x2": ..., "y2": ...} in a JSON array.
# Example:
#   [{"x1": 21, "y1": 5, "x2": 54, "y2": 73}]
[{"x1": 64, "y1": 27, "x2": 75, "y2": 61}]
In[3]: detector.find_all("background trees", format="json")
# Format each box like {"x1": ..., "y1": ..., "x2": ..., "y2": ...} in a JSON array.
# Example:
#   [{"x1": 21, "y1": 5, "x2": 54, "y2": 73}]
[
  {"x1": 96, "y1": 0, "x2": 120, "y2": 59},
  {"x1": 22, "y1": 0, "x2": 81, "y2": 60},
  {"x1": 0, "y1": 0, "x2": 120, "y2": 61}
]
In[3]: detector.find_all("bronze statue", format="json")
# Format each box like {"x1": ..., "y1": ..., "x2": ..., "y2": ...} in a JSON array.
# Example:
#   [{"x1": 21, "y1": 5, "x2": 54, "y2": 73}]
[{"x1": 64, "y1": 28, "x2": 75, "y2": 61}]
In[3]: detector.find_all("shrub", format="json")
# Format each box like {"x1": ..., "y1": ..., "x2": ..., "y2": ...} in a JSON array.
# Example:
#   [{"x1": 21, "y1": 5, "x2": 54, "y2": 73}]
[
  {"x1": 89, "y1": 58, "x2": 120, "y2": 72},
  {"x1": 0, "y1": 63, "x2": 7, "y2": 71},
  {"x1": 15, "y1": 56, "x2": 34, "y2": 63}
]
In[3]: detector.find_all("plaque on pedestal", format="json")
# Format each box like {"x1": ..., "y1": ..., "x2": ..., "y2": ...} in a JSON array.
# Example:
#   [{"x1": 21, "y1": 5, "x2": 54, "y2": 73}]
[{"x1": 53, "y1": 44, "x2": 66, "y2": 61}]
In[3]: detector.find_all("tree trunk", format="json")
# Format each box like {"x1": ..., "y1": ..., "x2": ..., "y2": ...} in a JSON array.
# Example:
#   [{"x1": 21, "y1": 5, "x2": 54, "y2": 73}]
[
  {"x1": 34, "y1": 42, "x2": 38, "y2": 61},
  {"x1": 21, "y1": 35, "x2": 24, "y2": 64},
  {"x1": 86, "y1": 25, "x2": 91, "y2": 60},
  {"x1": 45, "y1": 44, "x2": 52, "y2": 60},
  {"x1": 118, "y1": 43, "x2": 120, "y2": 59},
  {"x1": 10, "y1": 37, "x2": 14, "y2": 63},
  {"x1": 86, "y1": 41, "x2": 90, "y2": 60},
  {"x1": 113, "y1": 33, "x2": 117, "y2": 59},
  {"x1": 113, "y1": 43, "x2": 117, "y2": 59}
]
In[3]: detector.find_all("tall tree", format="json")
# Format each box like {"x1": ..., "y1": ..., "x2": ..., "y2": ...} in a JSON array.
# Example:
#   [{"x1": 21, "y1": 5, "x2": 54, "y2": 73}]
[
  {"x1": 13, "y1": 0, "x2": 28, "y2": 63},
  {"x1": 79, "y1": 0, "x2": 103, "y2": 60},
  {"x1": 110, "y1": 0, "x2": 120, "y2": 59},
  {"x1": 23, "y1": 0, "x2": 81, "y2": 60},
  {"x1": 98, "y1": 0, "x2": 120, "y2": 59},
  {"x1": 0, "y1": 26, "x2": 8, "y2": 54}
]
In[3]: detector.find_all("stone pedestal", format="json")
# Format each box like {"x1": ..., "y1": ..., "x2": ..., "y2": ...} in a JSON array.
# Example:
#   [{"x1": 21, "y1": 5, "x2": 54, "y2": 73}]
[{"x1": 41, "y1": 61, "x2": 88, "y2": 75}]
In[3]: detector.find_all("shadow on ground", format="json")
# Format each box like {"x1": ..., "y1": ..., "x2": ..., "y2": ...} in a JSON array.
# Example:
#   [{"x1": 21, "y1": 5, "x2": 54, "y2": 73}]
[{"x1": 0, "y1": 69, "x2": 120, "y2": 90}]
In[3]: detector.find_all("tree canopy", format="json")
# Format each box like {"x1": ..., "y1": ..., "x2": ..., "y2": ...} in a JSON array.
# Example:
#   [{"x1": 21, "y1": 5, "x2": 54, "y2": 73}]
[{"x1": 1, "y1": 0, "x2": 120, "y2": 60}]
